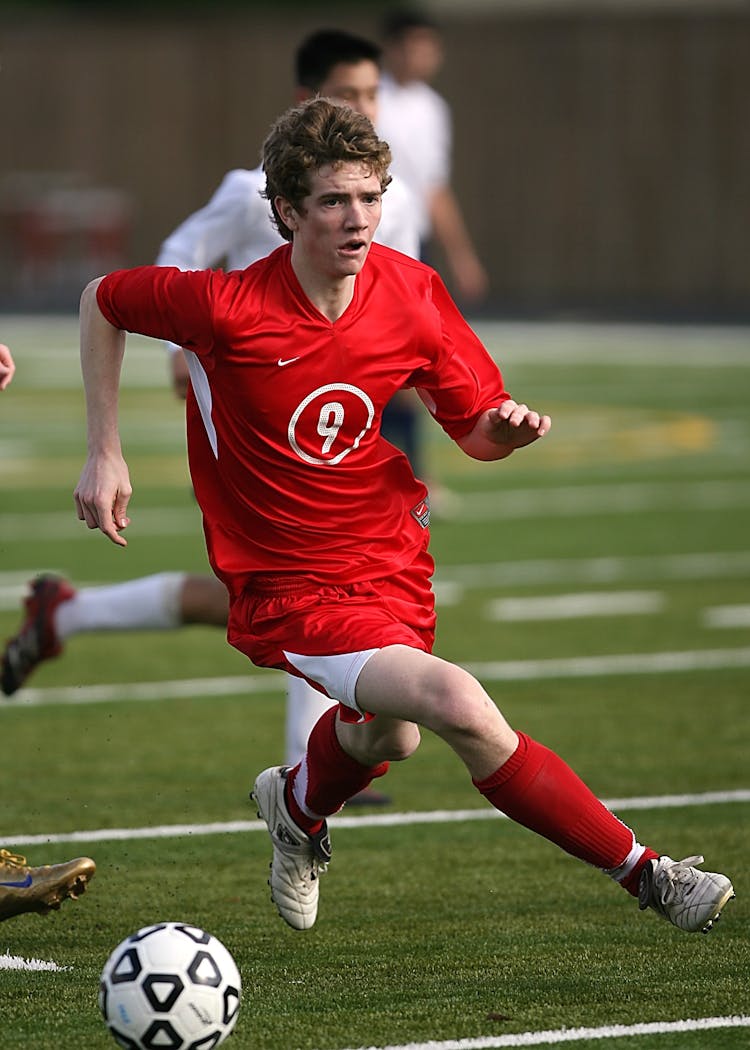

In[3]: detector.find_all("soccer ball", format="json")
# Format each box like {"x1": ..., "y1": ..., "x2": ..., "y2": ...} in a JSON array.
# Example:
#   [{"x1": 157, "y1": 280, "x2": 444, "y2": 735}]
[{"x1": 99, "y1": 922, "x2": 241, "y2": 1049}]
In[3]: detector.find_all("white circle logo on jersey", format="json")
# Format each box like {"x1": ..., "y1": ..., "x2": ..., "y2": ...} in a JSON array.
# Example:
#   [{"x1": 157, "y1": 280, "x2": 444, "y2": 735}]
[{"x1": 288, "y1": 383, "x2": 375, "y2": 465}]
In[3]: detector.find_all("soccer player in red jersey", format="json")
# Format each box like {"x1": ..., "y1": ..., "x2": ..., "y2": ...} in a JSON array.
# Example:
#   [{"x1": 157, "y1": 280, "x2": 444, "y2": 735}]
[{"x1": 74, "y1": 99, "x2": 733, "y2": 935}]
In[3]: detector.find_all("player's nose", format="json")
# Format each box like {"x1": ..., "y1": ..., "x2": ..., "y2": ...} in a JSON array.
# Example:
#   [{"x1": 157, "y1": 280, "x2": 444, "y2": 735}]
[{"x1": 345, "y1": 202, "x2": 369, "y2": 229}]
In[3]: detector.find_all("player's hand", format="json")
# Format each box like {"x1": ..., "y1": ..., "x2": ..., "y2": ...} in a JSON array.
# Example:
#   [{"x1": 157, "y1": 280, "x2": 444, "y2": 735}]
[
  {"x1": 74, "y1": 453, "x2": 132, "y2": 547},
  {"x1": 170, "y1": 349, "x2": 190, "y2": 400},
  {"x1": 486, "y1": 400, "x2": 551, "y2": 450},
  {"x1": 453, "y1": 253, "x2": 489, "y2": 304},
  {"x1": 0, "y1": 343, "x2": 16, "y2": 391}
]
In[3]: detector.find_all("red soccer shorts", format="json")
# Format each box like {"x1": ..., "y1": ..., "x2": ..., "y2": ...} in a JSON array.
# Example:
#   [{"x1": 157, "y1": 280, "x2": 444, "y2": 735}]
[{"x1": 228, "y1": 545, "x2": 436, "y2": 721}]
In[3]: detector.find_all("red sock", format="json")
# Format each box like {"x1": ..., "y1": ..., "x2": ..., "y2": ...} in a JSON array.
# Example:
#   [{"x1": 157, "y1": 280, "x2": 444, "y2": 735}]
[
  {"x1": 286, "y1": 706, "x2": 389, "y2": 834},
  {"x1": 474, "y1": 732, "x2": 657, "y2": 896}
]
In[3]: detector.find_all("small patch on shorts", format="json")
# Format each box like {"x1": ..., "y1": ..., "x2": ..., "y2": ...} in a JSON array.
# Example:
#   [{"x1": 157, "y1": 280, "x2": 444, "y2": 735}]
[{"x1": 411, "y1": 496, "x2": 430, "y2": 528}]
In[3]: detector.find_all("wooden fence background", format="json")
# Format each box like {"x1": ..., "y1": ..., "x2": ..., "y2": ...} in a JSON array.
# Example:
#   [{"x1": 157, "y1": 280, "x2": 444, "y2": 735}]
[{"x1": 2, "y1": 4, "x2": 749, "y2": 315}]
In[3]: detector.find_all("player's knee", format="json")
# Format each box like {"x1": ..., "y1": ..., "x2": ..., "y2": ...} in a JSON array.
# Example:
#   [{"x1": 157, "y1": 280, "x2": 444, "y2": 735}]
[
  {"x1": 380, "y1": 721, "x2": 421, "y2": 762},
  {"x1": 344, "y1": 719, "x2": 420, "y2": 765},
  {"x1": 428, "y1": 666, "x2": 493, "y2": 741}
]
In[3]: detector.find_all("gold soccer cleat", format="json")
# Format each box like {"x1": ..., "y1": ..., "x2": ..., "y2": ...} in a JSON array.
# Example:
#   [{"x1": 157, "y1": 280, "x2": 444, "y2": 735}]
[{"x1": 0, "y1": 849, "x2": 96, "y2": 922}]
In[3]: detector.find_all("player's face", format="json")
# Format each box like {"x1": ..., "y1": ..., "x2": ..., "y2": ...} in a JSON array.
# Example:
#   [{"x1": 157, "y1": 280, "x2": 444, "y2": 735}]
[
  {"x1": 316, "y1": 60, "x2": 380, "y2": 125},
  {"x1": 280, "y1": 162, "x2": 382, "y2": 280},
  {"x1": 391, "y1": 29, "x2": 443, "y2": 83}
]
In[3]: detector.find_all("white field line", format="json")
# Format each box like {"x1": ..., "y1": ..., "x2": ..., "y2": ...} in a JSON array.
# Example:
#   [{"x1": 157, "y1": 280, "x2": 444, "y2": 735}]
[
  {"x1": 486, "y1": 591, "x2": 664, "y2": 622},
  {"x1": 4, "y1": 789, "x2": 749, "y2": 847},
  {"x1": 6, "y1": 316, "x2": 750, "y2": 383},
  {"x1": 336, "y1": 1015, "x2": 750, "y2": 1050},
  {"x1": 1, "y1": 674, "x2": 282, "y2": 706},
  {"x1": 704, "y1": 604, "x2": 750, "y2": 629},
  {"x1": 4, "y1": 325, "x2": 166, "y2": 390},
  {"x1": 472, "y1": 319, "x2": 750, "y2": 368},
  {"x1": 455, "y1": 479, "x2": 750, "y2": 522},
  {"x1": 3, "y1": 645, "x2": 749, "y2": 710},
  {"x1": 2, "y1": 550, "x2": 748, "y2": 611},
  {"x1": 1, "y1": 481, "x2": 750, "y2": 541},
  {"x1": 435, "y1": 550, "x2": 750, "y2": 588},
  {"x1": 0, "y1": 952, "x2": 68, "y2": 972},
  {"x1": 462, "y1": 646, "x2": 750, "y2": 682},
  {"x1": 0, "y1": 507, "x2": 201, "y2": 542},
  {"x1": 1, "y1": 550, "x2": 747, "y2": 618}
]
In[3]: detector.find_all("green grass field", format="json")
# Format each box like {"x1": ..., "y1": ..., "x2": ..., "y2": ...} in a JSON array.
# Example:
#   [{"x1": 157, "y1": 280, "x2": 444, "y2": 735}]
[{"x1": 0, "y1": 315, "x2": 748, "y2": 1049}]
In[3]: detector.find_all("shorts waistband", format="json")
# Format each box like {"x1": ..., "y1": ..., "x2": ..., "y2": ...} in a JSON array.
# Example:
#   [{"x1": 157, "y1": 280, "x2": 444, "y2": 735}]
[{"x1": 247, "y1": 574, "x2": 317, "y2": 596}]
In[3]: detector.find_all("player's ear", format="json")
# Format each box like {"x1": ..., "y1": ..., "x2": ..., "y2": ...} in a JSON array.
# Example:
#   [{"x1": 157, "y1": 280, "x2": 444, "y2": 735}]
[{"x1": 275, "y1": 196, "x2": 298, "y2": 233}]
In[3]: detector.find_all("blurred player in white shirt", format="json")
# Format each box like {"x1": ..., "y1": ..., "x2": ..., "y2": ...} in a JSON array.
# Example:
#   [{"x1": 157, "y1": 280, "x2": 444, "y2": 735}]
[{"x1": 378, "y1": 8, "x2": 489, "y2": 305}]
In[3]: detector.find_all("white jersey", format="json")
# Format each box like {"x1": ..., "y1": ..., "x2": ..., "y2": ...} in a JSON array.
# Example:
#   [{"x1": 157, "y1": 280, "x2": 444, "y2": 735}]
[
  {"x1": 156, "y1": 164, "x2": 420, "y2": 272},
  {"x1": 377, "y1": 72, "x2": 452, "y2": 240}
]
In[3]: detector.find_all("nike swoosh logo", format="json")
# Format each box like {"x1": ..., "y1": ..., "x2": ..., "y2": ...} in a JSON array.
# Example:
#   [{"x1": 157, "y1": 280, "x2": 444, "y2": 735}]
[
  {"x1": 277, "y1": 357, "x2": 300, "y2": 367},
  {"x1": 0, "y1": 874, "x2": 33, "y2": 888}
]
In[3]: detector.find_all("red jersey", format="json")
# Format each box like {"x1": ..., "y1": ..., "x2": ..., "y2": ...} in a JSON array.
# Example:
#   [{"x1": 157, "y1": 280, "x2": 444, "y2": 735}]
[{"x1": 97, "y1": 243, "x2": 508, "y2": 595}]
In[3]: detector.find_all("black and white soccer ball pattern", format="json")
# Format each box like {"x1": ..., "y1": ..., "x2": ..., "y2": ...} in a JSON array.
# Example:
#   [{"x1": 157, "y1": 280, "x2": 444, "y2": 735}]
[{"x1": 99, "y1": 922, "x2": 241, "y2": 1049}]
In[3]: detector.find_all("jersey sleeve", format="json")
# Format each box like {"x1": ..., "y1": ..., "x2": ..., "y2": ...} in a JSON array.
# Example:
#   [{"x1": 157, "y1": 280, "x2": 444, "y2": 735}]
[
  {"x1": 414, "y1": 272, "x2": 509, "y2": 440},
  {"x1": 96, "y1": 266, "x2": 219, "y2": 358},
  {"x1": 155, "y1": 169, "x2": 259, "y2": 271}
]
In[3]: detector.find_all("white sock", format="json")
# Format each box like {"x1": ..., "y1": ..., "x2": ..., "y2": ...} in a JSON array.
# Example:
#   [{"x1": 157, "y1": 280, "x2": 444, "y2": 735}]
[
  {"x1": 603, "y1": 834, "x2": 647, "y2": 884},
  {"x1": 284, "y1": 674, "x2": 336, "y2": 767},
  {"x1": 54, "y1": 573, "x2": 187, "y2": 639}
]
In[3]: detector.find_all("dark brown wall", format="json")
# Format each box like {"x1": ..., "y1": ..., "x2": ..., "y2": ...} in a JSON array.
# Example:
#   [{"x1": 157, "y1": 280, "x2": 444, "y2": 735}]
[
  {"x1": 2, "y1": 6, "x2": 749, "y2": 315},
  {"x1": 445, "y1": 11, "x2": 750, "y2": 315}
]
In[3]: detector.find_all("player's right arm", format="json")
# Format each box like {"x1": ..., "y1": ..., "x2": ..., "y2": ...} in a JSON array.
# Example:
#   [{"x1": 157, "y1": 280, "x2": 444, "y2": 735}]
[
  {"x1": 76, "y1": 265, "x2": 218, "y2": 543},
  {"x1": 74, "y1": 277, "x2": 132, "y2": 547}
]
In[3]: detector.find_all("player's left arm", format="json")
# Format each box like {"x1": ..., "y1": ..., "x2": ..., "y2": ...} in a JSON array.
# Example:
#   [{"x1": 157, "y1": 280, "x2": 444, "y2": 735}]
[
  {"x1": 457, "y1": 400, "x2": 551, "y2": 462},
  {"x1": 418, "y1": 270, "x2": 548, "y2": 459},
  {"x1": 74, "y1": 277, "x2": 132, "y2": 547}
]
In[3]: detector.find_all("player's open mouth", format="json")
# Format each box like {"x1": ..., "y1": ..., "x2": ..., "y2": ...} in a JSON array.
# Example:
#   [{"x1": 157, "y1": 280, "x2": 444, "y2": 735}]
[{"x1": 339, "y1": 239, "x2": 367, "y2": 254}]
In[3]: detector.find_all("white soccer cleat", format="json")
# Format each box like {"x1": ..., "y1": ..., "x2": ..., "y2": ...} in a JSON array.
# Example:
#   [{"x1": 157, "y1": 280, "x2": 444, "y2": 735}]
[
  {"x1": 250, "y1": 766, "x2": 331, "y2": 932},
  {"x1": 638, "y1": 854, "x2": 735, "y2": 933}
]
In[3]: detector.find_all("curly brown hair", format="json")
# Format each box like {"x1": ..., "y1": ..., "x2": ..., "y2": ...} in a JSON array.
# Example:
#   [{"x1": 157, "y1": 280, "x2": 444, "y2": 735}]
[{"x1": 261, "y1": 98, "x2": 392, "y2": 242}]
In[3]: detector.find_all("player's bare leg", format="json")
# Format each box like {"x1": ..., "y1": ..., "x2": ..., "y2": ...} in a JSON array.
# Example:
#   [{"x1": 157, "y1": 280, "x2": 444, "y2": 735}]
[
  {"x1": 179, "y1": 574, "x2": 228, "y2": 624},
  {"x1": 352, "y1": 645, "x2": 516, "y2": 777},
  {"x1": 283, "y1": 645, "x2": 734, "y2": 932},
  {"x1": 285, "y1": 675, "x2": 392, "y2": 806},
  {"x1": 2, "y1": 572, "x2": 196, "y2": 695},
  {"x1": 1, "y1": 576, "x2": 75, "y2": 695}
]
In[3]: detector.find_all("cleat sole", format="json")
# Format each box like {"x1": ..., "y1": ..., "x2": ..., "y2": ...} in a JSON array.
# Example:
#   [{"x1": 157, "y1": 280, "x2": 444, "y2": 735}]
[{"x1": 700, "y1": 889, "x2": 735, "y2": 933}]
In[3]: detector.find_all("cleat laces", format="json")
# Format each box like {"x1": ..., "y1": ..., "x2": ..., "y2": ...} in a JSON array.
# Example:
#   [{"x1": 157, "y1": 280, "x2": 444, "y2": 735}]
[
  {"x1": 655, "y1": 854, "x2": 705, "y2": 909},
  {"x1": 0, "y1": 849, "x2": 29, "y2": 871}
]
